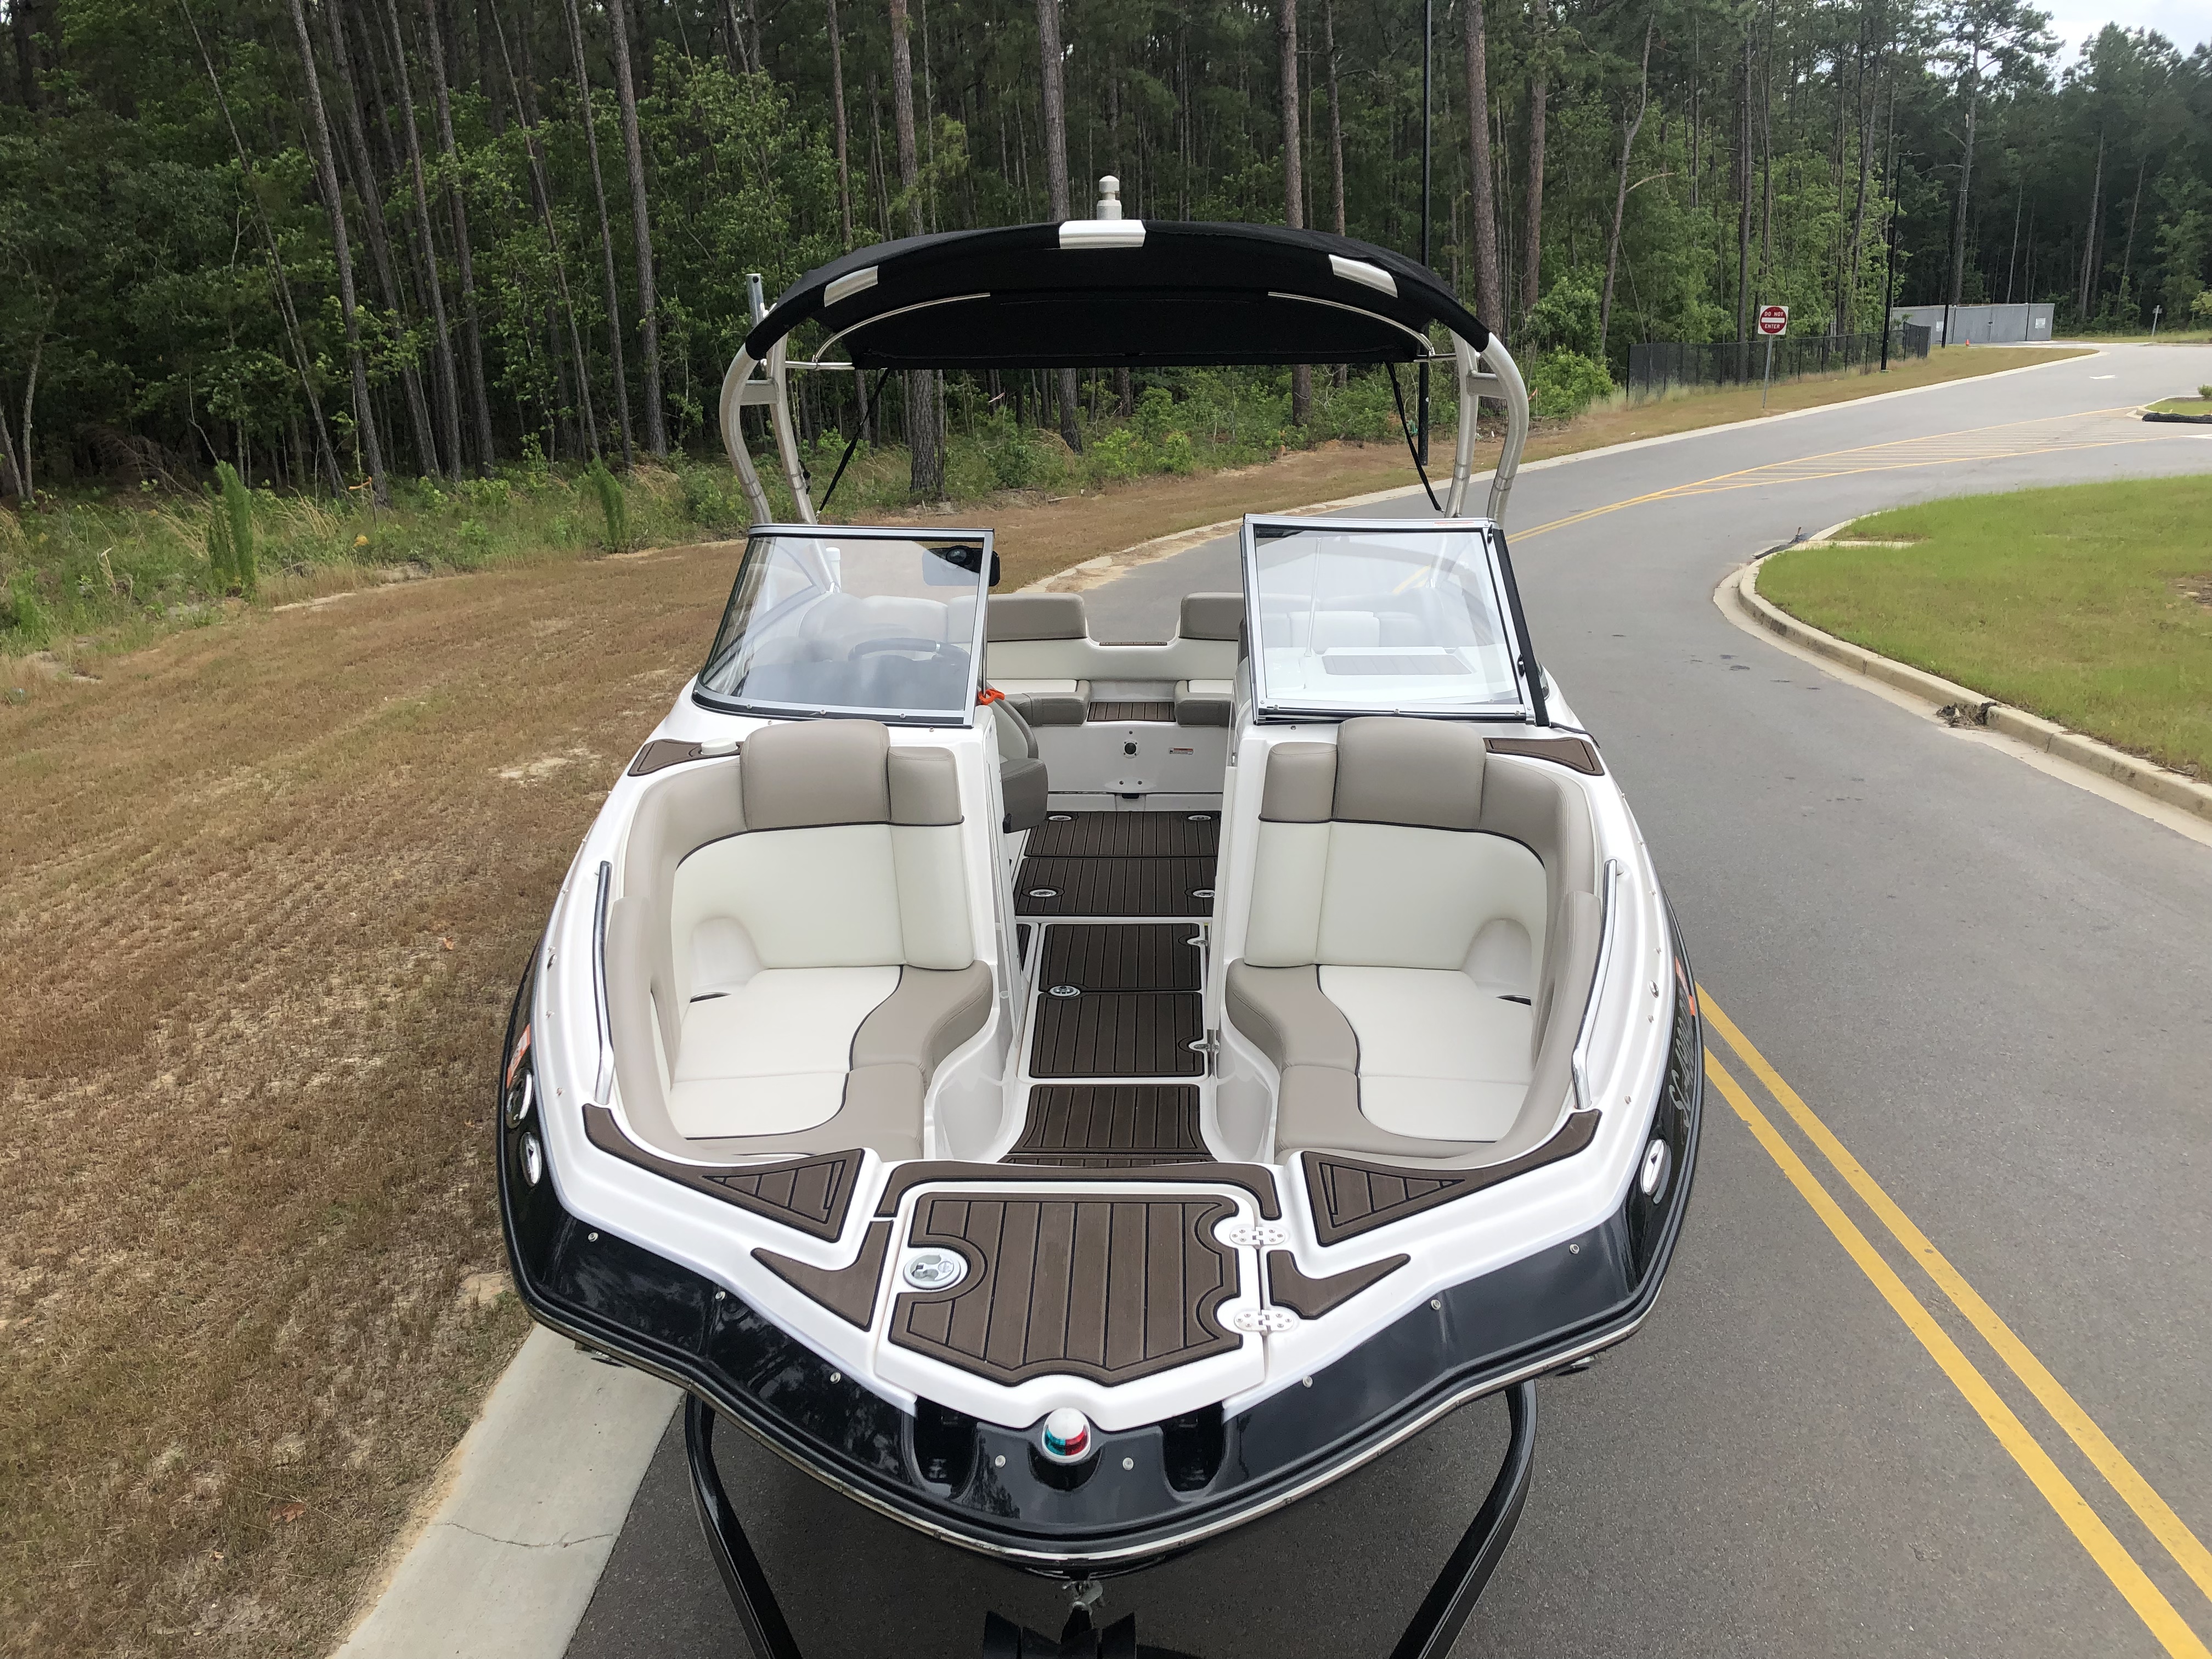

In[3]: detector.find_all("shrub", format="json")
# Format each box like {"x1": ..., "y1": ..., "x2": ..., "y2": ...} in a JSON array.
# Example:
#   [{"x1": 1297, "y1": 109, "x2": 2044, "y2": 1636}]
[
  {"x1": 4, "y1": 567, "x2": 47, "y2": 645},
  {"x1": 2193, "y1": 290, "x2": 2212, "y2": 324},
  {"x1": 1522, "y1": 274, "x2": 1604, "y2": 359},
  {"x1": 583, "y1": 458, "x2": 628, "y2": 552},
  {"x1": 1087, "y1": 427, "x2": 1144, "y2": 482},
  {"x1": 206, "y1": 461, "x2": 256, "y2": 595},
  {"x1": 1526, "y1": 351, "x2": 1616, "y2": 420},
  {"x1": 984, "y1": 417, "x2": 1050, "y2": 489},
  {"x1": 1132, "y1": 385, "x2": 1177, "y2": 443}
]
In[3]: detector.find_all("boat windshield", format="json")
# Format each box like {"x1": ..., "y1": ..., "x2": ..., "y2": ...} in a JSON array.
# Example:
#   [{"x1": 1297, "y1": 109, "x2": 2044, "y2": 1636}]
[
  {"x1": 696, "y1": 529, "x2": 990, "y2": 722},
  {"x1": 1243, "y1": 519, "x2": 1525, "y2": 719}
]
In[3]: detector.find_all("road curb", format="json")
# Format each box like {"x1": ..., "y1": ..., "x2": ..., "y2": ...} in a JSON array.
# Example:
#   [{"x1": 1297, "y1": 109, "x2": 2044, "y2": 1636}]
[
  {"x1": 1729, "y1": 548, "x2": 2212, "y2": 827},
  {"x1": 328, "y1": 1325, "x2": 677, "y2": 1659}
]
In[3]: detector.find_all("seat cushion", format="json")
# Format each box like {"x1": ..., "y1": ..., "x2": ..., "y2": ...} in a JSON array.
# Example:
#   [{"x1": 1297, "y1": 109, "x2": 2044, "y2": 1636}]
[
  {"x1": 1319, "y1": 967, "x2": 1532, "y2": 1141},
  {"x1": 1175, "y1": 678, "x2": 1233, "y2": 727},
  {"x1": 668, "y1": 966, "x2": 899, "y2": 1138}
]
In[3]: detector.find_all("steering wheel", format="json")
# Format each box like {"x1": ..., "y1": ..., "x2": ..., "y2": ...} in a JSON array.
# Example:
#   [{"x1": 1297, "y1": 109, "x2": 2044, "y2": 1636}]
[{"x1": 848, "y1": 635, "x2": 962, "y2": 660}]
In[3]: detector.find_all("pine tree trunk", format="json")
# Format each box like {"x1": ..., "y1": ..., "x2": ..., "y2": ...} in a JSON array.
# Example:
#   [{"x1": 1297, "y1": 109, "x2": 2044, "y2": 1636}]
[
  {"x1": 329, "y1": 0, "x2": 439, "y2": 476},
  {"x1": 1598, "y1": 16, "x2": 1652, "y2": 357},
  {"x1": 1279, "y1": 0, "x2": 1310, "y2": 426},
  {"x1": 890, "y1": 0, "x2": 942, "y2": 496},
  {"x1": 182, "y1": 6, "x2": 345, "y2": 495},
  {"x1": 1035, "y1": 0, "x2": 1085, "y2": 452},
  {"x1": 1946, "y1": 47, "x2": 1979, "y2": 307},
  {"x1": 490, "y1": 0, "x2": 597, "y2": 455},
  {"x1": 827, "y1": 0, "x2": 854, "y2": 245},
  {"x1": 607, "y1": 0, "x2": 668, "y2": 458},
  {"x1": 383, "y1": 0, "x2": 466, "y2": 480},
  {"x1": 1316, "y1": 0, "x2": 1340, "y2": 242},
  {"x1": 421, "y1": 0, "x2": 495, "y2": 473},
  {"x1": 0, "y1": 393, "x2": 20, "y2": 501},
  {"x1": 1735, "y1": 24, "x2": 1753, "y2": 356},
  {"x1": 563, "y1": 0, "x2": 634, "y2": 467},
  {"x1": 1521, "y1": 11, "x2": 1548, "y2": 316},
  {"x1": 1462, "y1": 0, "x2": 1501, "y2": 330},
  {"x1": 2076, "y1": 130, "x2": 2103, "y2": 317},
  {"x1": 289, "y1": 0, "x2": 390, "y2": 504}
]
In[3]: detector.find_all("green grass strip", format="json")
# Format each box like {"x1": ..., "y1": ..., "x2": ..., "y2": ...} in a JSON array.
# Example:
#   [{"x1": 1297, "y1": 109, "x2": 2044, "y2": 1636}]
[{"x1": 1761, "y1": 475, "x2": 2212, "y2": 781}]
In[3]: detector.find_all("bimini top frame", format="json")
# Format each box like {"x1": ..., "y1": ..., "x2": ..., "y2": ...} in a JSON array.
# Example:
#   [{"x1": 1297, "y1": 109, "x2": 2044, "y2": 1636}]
[{"x1": 719, "y1": 183, "x2": 1532, "y2": 531}]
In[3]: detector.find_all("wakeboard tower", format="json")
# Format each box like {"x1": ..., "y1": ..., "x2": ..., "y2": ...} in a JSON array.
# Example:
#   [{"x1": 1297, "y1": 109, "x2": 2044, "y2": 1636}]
[{"x1": 498, "y1": 179, "x2": 1702, "y2": 1659}]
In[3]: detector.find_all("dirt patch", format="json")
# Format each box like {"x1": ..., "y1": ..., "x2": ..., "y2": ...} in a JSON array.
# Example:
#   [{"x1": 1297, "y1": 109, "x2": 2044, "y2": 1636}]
[
  {"x1": 0, "y1": 545, "x2": 736, "y2": 1658},
  {"x1": 2173, "y1": 575, "x2": 2212, "y2": 611}
]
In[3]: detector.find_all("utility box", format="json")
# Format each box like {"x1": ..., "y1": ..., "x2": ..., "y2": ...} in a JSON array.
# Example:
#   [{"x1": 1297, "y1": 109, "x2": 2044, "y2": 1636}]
[{"x1": 1889, "y1": 303, "x2": 2055, "y2": 344}]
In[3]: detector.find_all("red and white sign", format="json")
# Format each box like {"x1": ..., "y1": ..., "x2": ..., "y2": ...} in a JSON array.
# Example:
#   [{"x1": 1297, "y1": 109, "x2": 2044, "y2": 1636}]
[{"x1": 1757, "y1": 304, "x2": 1790, "y2": 337}]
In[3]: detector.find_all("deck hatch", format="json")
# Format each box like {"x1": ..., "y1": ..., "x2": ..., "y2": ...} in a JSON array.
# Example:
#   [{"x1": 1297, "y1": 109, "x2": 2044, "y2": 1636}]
[{"x1": 889, "y1": 1194, "x2": 1242, "y2": 1384}]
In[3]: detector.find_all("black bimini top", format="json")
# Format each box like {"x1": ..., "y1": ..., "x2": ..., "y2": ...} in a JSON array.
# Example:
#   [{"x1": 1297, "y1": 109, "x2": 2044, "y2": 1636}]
[{"x1": 742, "y1": 221, "x2": 1491, "y2": 371}]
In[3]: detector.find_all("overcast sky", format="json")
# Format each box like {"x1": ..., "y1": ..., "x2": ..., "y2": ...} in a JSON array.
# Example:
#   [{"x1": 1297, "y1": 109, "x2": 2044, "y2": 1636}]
[{"x1": 2039, "y1": 0, "x2": 2209, "y2": 65}]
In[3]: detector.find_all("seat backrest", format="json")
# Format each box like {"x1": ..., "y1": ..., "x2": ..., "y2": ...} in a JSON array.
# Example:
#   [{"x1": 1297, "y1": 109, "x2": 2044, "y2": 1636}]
[
  {"x1": 616, "y1": 721, "x2": 974, "y2": 1064},
  {"x1": 1242, "y1": 717, "x2": 1594, "y2": 986},
  {"x1": 985, "y1": 591, "x2": 1239, "y2": 683}
]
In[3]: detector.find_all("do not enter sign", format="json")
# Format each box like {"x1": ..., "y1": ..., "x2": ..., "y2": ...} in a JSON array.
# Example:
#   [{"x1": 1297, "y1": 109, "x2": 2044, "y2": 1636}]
[{"x1": 1757, "y1": 304, "x2": 1790, "y2": 336}]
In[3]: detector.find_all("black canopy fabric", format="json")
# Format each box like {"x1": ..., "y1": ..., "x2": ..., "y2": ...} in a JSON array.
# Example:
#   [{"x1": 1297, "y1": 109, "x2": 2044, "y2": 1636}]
[{"x1": 741, "y1": 221, "x2": 1491, "y2": 371}]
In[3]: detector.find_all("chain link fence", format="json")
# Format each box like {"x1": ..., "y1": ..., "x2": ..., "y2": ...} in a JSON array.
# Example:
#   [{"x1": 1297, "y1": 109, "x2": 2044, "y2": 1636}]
[{"x1": 1627, "y1": 325, "x2": 1931, "y2": 399}]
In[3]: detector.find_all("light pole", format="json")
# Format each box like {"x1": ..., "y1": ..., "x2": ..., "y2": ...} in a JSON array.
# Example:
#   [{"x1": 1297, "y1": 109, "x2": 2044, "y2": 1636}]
[{"x1": 1418, "y1": 0, "x2": 1433, "y2": 466}]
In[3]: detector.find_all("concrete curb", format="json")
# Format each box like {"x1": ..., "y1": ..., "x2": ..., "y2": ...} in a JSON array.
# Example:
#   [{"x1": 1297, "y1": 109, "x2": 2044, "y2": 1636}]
[
  {"x1": 329, "y1": 1325, "x2": 677, "y2": 1659},
  {"x1": 1728, "y1": 546, "x2": 2212, "y2": 827}
]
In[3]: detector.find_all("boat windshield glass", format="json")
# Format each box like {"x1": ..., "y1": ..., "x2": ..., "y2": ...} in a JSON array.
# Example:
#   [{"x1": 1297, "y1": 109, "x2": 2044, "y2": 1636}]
[
  {"x1": 696, "y1": 531, "x2": 989, "y2": 722},
  {"x1": 1244, "y1": 520, "x2": 1523, "y2": 718}
]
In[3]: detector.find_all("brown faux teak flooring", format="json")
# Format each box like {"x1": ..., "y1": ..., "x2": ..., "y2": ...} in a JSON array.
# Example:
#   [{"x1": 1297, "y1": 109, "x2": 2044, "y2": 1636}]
[
  {"x1": 1038, "y1": 923, "x2": 1203, "y2": 991},
  {"x1": 889, "y1": 1193, "x2": 1240, "y2": 1385},
  {"x1": 1015, "y1": 857, "x2": 1215, "y2": 917},
  {"x1": 1031, "y1": 991, "x2": 1205, "y2": 1077},
  {"x1": 1009, "y1": 1085, "x2": 1208, "y2": 1166},
  {"x1": 1027, "y1": 811, "x2": 1220, "y2": 859}
]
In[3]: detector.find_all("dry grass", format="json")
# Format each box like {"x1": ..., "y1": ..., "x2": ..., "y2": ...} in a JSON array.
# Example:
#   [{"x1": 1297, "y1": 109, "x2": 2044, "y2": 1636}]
[
  {"x1": 0, "y1": 338, "x2": 2087, "y2": 1657},
  {"x1": 0, "y1": 544, "x2": 740, "y2": 1657}
]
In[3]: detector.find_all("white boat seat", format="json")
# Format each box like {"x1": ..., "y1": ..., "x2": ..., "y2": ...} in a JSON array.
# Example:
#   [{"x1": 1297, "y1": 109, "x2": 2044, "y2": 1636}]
[
  {"x1": 1225, "y1": 716, "x2": 1601, "y2": 1166},
  {"x1": 604, "y1": 719, "x2": 989, "y2": 1161},
  {"x1": 986, "y1": 595, "x2": 1091, "y2": 724}
]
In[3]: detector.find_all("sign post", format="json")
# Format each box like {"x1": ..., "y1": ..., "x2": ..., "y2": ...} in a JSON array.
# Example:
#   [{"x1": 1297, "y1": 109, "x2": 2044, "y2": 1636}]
[{"x1": 1757, "y1": 305, "x2": 1790, "y2": 407}]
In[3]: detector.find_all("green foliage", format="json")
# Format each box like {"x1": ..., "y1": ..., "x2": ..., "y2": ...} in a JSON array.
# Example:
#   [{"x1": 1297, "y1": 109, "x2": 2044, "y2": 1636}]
[
  {"x1": 4, "y1": 566, "x2": 48, "y2": 647},
  {"x1": 583, "y1": 459, "x2": 628, "y2": 553},
  {"x1": 205, "y1": 461, "x2": 256, "y2": 596},
  {"x1": 1526, "y1": 353, "x2": 1617, "y2": 420},
  {"x1": 1523, "y1": 276, "x2": 1605, "y2": 359}
]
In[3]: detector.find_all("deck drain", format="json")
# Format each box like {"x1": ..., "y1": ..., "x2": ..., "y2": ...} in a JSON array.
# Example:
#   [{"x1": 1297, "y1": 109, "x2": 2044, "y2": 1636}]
[
  {"x1": 1027, "y1": 888, "x2": 1058, "y2": 899},
  {"x1": 1048, "y1": 813, "x2": 1074, "y2": 821},
  {"x1": 1048, "y1": 985, "x2": 1081, "y2": 998},
  {"x1": 1191, "y1": 888, "x2": 1215, "y2": 899}
]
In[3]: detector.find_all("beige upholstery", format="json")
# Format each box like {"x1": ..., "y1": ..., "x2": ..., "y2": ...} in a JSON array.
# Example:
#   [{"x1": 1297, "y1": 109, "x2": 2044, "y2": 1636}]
[
  {"x1": 605, "y1": 720, "x2": 988, "y2": 1161},
  {"x1": 1226, "y1": 717, "x2": 1600, "y2": 1165},
  {"x1": 1179, "y1": 593, "x2": 1243, "y2": 641},
  {"x1": 988, "y1": 594, "x2": 1087, "y2": 641}
]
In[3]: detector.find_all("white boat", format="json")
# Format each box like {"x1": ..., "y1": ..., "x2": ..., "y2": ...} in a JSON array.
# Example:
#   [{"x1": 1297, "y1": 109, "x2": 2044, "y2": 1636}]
[{"x1": 498, "y1": 191, "x2": 1702, "y2": 1659}]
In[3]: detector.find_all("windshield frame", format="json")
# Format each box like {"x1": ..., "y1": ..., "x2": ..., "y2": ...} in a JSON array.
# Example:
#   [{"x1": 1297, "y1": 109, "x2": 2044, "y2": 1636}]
[
  {"x1": 1239, "y1": 514, "x2": 1533, "y2": 724},
  {"x1": 690, "y1": 522, "x2": 994, "y2": 726}
]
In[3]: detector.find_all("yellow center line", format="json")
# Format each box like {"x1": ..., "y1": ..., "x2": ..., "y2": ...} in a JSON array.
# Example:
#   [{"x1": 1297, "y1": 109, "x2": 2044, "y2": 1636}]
[
  {"x1": 1702, "y1": 1048, "x2": 2211, "y2": 1658},
  {"x1": 1701, "y1": 991, "x2": 2212, "y2": 1612}
]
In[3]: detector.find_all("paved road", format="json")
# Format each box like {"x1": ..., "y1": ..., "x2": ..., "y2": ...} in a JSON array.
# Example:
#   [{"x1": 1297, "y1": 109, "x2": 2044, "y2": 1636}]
[{"x1": 567, "y1": 346, "x2": 2212, "y2": 1659}]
